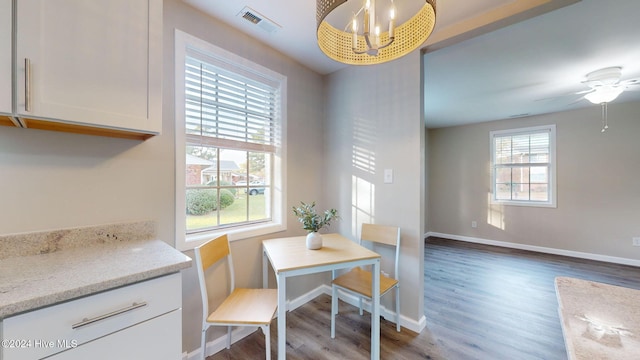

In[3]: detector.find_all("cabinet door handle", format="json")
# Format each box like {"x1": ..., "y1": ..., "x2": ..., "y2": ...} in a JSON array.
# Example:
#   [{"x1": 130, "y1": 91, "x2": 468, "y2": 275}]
[
  {"x1": 24, "y1": 58, "x2": 31, "y2": 112},
  {"x1": 71, "y1": 302, "x2": 148, "y2": 330}
]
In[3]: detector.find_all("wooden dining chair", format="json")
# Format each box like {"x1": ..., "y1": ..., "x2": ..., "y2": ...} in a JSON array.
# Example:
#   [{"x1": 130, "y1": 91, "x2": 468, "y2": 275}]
[
  {"x1": 330, "y1": 223, "x2": 401, "y2": 338},
  {"x1": 194, "y1": 234, "x2": 278, "y2": 360}
]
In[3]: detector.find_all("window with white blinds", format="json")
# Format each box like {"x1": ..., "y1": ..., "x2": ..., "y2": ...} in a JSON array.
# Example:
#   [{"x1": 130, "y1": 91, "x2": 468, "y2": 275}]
[
  {"x1": 184, "y1": 56, "x2": 277, "y2": 152},
  {"x1": 174, "y1": 30, "x2": 287, "y2": 250},
  {"x1": 490, "y1": 125, "x2": 556, "y2": 207}
]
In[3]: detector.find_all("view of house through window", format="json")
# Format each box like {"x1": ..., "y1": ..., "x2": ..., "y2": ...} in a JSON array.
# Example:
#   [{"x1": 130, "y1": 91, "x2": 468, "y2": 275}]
[
  {"x1": 185, "y1": 146, "x2": 272, "y2": 232},
  {"x1": 490, "y1": 125, "x2": 556, "y2": 207}
]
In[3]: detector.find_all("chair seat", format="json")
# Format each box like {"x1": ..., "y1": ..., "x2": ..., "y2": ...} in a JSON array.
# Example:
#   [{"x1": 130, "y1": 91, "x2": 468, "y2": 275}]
[
  {"x1": 332, "y1": 267, "x2": 398, "y2": 298},
  {"x1": 207, "y1": 288, "x2": 278, "y2": 325}
]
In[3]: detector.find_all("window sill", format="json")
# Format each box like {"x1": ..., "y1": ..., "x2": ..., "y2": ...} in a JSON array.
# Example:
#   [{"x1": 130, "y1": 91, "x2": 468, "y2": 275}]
[
  {"x1": 490, "y1": 200, "x2": 556, "y2": 208},
  {"x1": 177, "y1": 222, "x2": 286, "y2": 251}
]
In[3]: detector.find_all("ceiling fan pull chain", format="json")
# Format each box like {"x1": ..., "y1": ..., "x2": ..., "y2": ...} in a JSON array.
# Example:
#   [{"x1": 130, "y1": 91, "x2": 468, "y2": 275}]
[{"x1": 601, "y1": 102, "x2": 609, "y2": 133}]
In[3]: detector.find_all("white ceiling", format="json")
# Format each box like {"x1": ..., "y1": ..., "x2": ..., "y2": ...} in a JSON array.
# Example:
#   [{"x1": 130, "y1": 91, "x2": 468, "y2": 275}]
[
  {"x1": 424, "y1": 0, "x2": 640, "y2": 128},
  {"x1": 182, "y1": 0, "x2": 640, "y2": 128}
]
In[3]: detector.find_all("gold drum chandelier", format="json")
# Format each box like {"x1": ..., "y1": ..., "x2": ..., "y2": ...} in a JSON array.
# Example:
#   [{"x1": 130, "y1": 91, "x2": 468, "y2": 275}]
[{"x1": 316, "y1": 0, "x2": 437, "y2": 65}]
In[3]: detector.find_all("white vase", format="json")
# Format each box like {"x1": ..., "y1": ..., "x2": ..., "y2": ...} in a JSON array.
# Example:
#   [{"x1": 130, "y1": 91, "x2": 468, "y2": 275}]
[{"x1": 306, "y1": 232, "x2": 323, "y2": 250}]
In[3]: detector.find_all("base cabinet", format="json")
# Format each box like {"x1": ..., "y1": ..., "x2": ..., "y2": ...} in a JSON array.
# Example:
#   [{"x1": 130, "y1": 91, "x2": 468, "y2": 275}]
[{"x1": 1, "y1": 273, "x2": 182, "y2": 360}]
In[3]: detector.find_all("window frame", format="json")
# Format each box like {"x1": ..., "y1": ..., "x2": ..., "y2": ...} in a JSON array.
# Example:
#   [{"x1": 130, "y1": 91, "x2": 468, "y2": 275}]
[
  {"x1": 175, "y1": 29, "x2": 287, "y2": 251},
  {"x1": 490, "y1": 124, "x2": 556, "y2": 208}
]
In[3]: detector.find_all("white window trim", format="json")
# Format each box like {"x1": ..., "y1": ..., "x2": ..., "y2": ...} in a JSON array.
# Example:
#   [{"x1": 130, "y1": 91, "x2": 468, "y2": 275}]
[
  {"x1": 490, "y1": 124, "x2": 556, "y2": 208},
  {"x1": 174, "y1": 29, "x2": 287, "y2": 251}
]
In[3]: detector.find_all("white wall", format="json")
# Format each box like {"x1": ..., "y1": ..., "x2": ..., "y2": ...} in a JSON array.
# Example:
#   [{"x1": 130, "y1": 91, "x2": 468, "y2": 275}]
[
  {"x1": 324, "y1": 52, "x2": 426, "y2": 326},
  {"x1": 427, "y1": 101, "x2": 640, "y2": 262}
]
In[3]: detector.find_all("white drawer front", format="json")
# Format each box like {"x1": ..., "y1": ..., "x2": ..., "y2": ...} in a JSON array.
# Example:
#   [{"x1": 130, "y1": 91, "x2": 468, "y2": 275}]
[
  {"x1": 47, "y1": 310, "x2": 182, "y2": 360},
  {"x1": 2, "y1": 273, "x2": 181, "y2": 360}
]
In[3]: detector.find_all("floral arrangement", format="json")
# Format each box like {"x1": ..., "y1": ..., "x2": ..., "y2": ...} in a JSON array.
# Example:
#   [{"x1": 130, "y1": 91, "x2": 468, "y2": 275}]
[{"x1": 292, "y1": 201, "x2": 339, "y2": 233}]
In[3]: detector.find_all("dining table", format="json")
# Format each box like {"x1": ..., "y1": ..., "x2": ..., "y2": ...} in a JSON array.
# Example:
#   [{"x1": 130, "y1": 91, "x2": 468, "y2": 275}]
[{"x1": 262, "y1": 233, "x2": 382, "y2": 360}]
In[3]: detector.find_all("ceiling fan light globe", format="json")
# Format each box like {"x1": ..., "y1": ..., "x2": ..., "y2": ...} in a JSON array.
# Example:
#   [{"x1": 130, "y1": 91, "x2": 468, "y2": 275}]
[{"x1": 584, "y1": 86, "x2": 624, "y2": 104}]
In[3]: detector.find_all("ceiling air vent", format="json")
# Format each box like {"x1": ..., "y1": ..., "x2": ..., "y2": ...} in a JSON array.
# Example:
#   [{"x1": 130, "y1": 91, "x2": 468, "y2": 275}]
[
  {"x1": 242, "y1": 10, "x2": 261, "y2": 24},
  {"x1": 237, "y1": 6, "x2": 281, "y2": 34}
]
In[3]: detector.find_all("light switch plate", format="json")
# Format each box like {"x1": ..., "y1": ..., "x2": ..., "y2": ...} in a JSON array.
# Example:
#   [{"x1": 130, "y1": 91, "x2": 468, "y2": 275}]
[{"x1": 384, "y1": 169, "x2": 393, "y2": 184}]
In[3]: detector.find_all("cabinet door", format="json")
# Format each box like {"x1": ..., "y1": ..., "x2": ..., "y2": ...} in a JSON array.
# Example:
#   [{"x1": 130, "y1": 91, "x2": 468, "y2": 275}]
[
  {"x1": 47, "y1": 310, "x2": 182, "y2": 360},
  {"x1": 15, "y1": 0, "x2": 161, "y2": 134},
  {"x1": 0, "y1": 0, "x2": 11, "y2": 116}
]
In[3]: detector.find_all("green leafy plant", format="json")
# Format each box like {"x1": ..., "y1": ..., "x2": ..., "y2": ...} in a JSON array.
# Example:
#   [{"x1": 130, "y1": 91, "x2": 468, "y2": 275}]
[
  {"x1": 186, "y1": 188, "x2": 235, "y2": 215},
  {"x1": 186, "y1": 189, "x2": 217, "y2": 215},
  {"x1": 292, "y1": 201, "x2": 339, "y2": 233},
  {"x1": 218, "y1": 189, "x2": 235, "y2": 209}
]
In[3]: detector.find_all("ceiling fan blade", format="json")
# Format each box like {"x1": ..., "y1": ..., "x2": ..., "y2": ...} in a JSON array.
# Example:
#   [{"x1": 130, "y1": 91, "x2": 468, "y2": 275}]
[
  {"x1": 535, "y1": 91, "x2": 587, "y2": 102},
  {"x1": 567, "y1": 95, "x2": 587, "y2": 105}
]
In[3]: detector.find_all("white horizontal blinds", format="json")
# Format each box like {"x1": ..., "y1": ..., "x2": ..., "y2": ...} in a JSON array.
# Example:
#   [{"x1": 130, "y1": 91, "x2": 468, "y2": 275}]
[
  {"x1": 493, "y1": 128, "x2": 551, "y2": 202},
  {"x1": 185, "y1": 55, "x2": 276, "y2": 152},
  {"x1": 494, "y1": 130, "x2": 550, "y2": 165}
]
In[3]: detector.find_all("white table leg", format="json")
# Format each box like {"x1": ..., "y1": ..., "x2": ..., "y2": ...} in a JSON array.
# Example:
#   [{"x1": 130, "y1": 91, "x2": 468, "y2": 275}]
[
  {"x1": 371, "y1": 259, "x2": 380, "y2": 360},
  {"x1": 331, "y1": 269, "x2": 337, "y2": 338},
  {"x1": 262, "y1": 247, "x2": 268, "y2": 289},
  {"x1": 277, "y1": 273, "x2": 287, "y2": 360}
]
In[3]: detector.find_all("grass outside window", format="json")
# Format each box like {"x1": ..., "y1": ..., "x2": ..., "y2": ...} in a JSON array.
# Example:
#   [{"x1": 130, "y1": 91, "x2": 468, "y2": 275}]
[{"x1": 187, "y1": 194, "x2": 267, "y2": 231}]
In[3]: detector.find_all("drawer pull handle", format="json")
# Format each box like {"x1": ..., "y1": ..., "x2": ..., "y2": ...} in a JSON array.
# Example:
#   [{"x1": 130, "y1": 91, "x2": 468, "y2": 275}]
[{"x1": 72, "y1": 302, "x2": 148, "y2": 329}]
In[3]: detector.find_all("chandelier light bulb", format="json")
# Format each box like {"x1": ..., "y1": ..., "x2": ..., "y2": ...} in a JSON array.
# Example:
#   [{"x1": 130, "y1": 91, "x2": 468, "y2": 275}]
[
  {"x1": 351, "y1": 17, "x2": 358, "y2": 49},
  {"x1": 389, "y1": 6, "x2": 396, "y2": 38}
]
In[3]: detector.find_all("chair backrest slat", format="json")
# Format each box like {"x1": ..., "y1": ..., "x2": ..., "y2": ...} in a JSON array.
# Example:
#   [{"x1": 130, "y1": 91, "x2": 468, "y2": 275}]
[
  {"x1": 197, "y1": 234, "x2": 231, "y2": 272},
  {"x1": 361, "y1": 223, "x2": 400, "y2": 247}
]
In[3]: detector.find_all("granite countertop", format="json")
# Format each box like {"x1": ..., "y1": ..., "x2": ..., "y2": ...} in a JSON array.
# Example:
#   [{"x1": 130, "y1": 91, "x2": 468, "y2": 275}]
[
  {"x1": 555, "y1": 276, "x2": 640, "y2": 360},
  {"x1": 0, "y1": 222, "x2": 192, "y2": 320}
]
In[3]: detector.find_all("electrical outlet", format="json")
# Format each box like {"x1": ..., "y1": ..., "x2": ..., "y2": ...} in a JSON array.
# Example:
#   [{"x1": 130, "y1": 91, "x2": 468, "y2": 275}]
[
  {"x1": 471, "y1": 221, "x2": 477, "y2": 228},
  {"x1": 633, "y1": 237, "x2": 640, "y2": 246}
]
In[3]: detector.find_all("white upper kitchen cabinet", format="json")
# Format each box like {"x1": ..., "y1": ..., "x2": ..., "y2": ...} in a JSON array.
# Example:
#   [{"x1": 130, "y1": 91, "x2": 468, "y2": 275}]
[
  {"x1": 0, "y1": 0, "x2": 11, "y2": 117},
  {"x1": 15, "y1": 0, "x2": 162, "y2": 139}
]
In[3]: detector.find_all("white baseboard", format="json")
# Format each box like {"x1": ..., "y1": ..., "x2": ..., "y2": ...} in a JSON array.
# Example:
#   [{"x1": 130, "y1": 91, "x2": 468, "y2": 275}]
[
  {"x1": 318, "y1": 284, "x2": 426, "y2": 334},
  {"x1": 185, "y1": 284, "x2": 427, "y2": 358},
  {"x1": 287, "y1": 284, "x2": 328, "y2": 312},
  {"x1": 425, "y1": 231, "x2": 640, "y2": 267},
  {"x1": 182, "y1": 327, "x2": 260, "y2": 360}
]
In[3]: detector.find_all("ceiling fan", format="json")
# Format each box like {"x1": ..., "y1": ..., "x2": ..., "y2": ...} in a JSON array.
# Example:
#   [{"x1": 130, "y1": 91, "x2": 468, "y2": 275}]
[
  {"x1": 561, "y1": 66, "x2": 640, "y2": 132},
  {"x1": 579, "y1": 67, "x2": 640, "y2": 132},
  {"x1": 579, "y1": 66, "x2": 639, "y2": 105}
]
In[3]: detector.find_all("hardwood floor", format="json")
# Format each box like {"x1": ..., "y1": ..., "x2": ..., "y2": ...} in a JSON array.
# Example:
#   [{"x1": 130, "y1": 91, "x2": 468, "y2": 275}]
[
  {"x1": 209, "y1": 237, "x2": 640, "y2": 359},
  {"x1": 424, "y1": 237, "x2": 640, "y2": 360},
  {"x1": 208, "y1": 294, "x2": 445, "y2": 360}
]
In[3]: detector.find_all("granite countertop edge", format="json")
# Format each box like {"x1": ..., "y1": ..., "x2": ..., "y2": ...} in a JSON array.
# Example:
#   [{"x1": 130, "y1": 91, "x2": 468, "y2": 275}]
[{"x1": 0, "y1": 239, "x2": 192, "y2": 320}]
